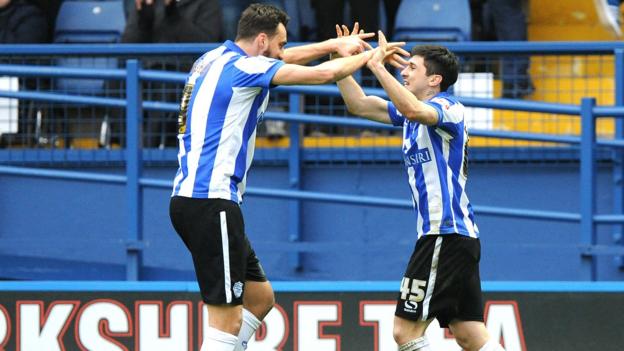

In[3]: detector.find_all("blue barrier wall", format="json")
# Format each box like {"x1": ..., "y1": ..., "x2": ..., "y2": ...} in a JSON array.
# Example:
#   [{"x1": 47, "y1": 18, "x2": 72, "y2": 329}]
[
  {"x1": 1, "y1": 42, "x2": 624, "y2": 283},
  {"x1": 1, "y1": 162, "x2": 622, "y2": 282}
]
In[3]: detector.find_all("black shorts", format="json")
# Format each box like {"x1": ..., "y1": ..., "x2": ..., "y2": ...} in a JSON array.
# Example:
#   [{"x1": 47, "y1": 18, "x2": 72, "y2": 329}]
[
  {"x1": 169, "y1": 196, "x2": 267, "y2": 305},
  {"x1": 395, "y1": 234, "x2": 484, "y2": 328}
]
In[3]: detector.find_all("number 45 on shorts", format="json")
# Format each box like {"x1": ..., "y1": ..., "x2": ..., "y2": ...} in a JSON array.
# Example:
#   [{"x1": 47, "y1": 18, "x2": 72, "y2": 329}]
[{"x1": 400, "y1": 277, "x2": 427, "y2": 302}]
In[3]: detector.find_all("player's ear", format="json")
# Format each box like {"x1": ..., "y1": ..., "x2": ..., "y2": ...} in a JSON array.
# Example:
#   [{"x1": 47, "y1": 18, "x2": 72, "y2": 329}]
[
  {"x1": 257, "y1": 33, "x2": 269, "y2": 52},
  {"x1": 429, "y1": 74, "x2": 443, "y2": 87}
]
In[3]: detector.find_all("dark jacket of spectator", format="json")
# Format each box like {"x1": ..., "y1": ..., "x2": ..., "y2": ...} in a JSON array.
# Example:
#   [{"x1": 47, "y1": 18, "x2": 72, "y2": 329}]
[
  {"x1": 122, "y1": 0, "x2": 222, "y2": 43},
  {"x1": 121, "y1": 0, "x2": 222, "y2": 148},
  {"x1": 0, "y1": 0, "x2": 48, "y2": 43}
]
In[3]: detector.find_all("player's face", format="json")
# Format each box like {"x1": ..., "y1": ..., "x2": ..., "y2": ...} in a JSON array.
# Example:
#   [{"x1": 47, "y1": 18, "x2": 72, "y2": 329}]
[
  {"x1": 400, "y1": 55, "x2": 435, "y2": 96},
  {"x1": 263, "y1": 23, "x2": 287, "y2": 60}
]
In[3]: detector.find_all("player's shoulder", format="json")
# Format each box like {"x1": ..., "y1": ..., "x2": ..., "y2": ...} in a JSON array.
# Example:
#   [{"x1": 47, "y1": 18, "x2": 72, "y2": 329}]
[
  {"x1": 429, "y1": 92, "x2": 464, "y2": 124},
  {"x1": 429, "y1": 92, "x2": 463, "y2": 109},
  {"x1": 190, "y1": 45, "x2": 227, "y2": 73},
  {"x1": 234, "y1": 55, "x2": 283, "y2": 74}
]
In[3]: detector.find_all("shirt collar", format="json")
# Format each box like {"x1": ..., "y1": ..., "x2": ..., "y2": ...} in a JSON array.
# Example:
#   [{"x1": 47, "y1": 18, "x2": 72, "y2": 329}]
[
  {"x1": 224, "y1": 40, "x2": 247, "y2": 56},
  {"x1": 432, "y1": 91, "x2": 450, "y2": 100}
]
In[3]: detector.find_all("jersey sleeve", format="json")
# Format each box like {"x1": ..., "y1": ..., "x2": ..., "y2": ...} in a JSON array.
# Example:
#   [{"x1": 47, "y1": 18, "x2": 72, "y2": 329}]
[
  {"x1": 233, "y1": 56, "x2": 286, "y2": 88},
  {"x1": 425, "y1": 97, "x2": 464, "y2": 135},
  {"x1": 387, "y1": 101, "x2": 406, "y2": 127}
]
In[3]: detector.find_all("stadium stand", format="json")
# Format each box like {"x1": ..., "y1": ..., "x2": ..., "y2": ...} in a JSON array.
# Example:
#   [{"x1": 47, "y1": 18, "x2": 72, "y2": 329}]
[
  {"x1": 51, "y1": 0, "x2": 126, "y2": 148},
  {"x1": 393, "y1": 0, "x2": 471, "y2": 41},
  {"x1": 54, "y1": 0, "x2": 125, "y2": 95}
]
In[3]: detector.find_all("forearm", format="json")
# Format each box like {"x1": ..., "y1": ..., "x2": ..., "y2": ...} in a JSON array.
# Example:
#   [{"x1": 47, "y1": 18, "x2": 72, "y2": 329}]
[
  {"x1": 368, "y1": 62, "x2": 433, "y2": 123},
  {"x1": 272, "y1": 51, "x2": 369, "y2": 86},
  {"x1": 282, "y1": 39, "x2": 337, "y2": 65},
  {"x1": 320, "y1": 52, "x2": 370, "y2": 82},
  {"x1": 337, "y1": 76, "x2": 368, "y2": 114}
]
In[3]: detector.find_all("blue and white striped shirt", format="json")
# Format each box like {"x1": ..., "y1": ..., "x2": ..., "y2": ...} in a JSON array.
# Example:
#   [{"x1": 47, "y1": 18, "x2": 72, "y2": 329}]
[
  {"x1": 172, "y1": 40, "x2": 285, "y2": 203},
  {"x1": 388, "y1": 92, "x2": 479, "y2": 238}
]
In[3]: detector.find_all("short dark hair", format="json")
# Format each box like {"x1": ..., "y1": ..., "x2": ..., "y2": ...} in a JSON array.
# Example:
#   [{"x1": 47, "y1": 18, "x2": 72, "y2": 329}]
[
  {"x1": 236, "y1": 4, "x2": 290, "y2": 41},
  {"x1": 410, "y1": 45, "x2": 459, "y2": 92}
]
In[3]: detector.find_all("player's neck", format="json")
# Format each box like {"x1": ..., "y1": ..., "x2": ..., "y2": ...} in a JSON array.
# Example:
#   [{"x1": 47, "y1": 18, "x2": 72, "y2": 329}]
[
  {"x1": 418, "y1": 88, "x2": 439, "y2": 101},
  {"x1": 234, "y1": 39, "x2": 261, "y2": 57}
]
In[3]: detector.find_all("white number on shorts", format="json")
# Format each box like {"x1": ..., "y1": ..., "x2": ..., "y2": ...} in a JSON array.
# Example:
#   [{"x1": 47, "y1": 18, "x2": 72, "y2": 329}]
[{"x1": 400, "y1": 277, "x2": 426, "y2": 302}]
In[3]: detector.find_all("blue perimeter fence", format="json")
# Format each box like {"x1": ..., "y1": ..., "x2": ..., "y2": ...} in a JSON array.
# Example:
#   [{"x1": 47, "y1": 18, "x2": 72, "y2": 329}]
[{"x1": 1, "y1": 42, "x2": 624, "y2": 281}]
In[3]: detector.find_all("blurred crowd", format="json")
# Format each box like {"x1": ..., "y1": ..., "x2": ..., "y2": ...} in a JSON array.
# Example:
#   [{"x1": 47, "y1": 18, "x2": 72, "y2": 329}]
[
  {"x1": 3, "y1": 0, "x2": 623, "y2": 49},
  {"x1": 0, "y1": 0, "x2": 538, "y2": 44}
]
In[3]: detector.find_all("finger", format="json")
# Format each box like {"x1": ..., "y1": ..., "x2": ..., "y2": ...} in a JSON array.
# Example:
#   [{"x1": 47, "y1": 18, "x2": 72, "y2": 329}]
[
  {"x1": 135, "y1": 0, "x2": 142, "y2": 9},
  {"x1": 387, "y1": 41, "x2": 407, "y2": 49},
  {"x1": 393, "y1": 54, "x2": 409, "y2": 66},
  {"x1": 378, "y1": 30, "x2": 387, "y2": 46},
  {"x1": 357, "y1": 32, "x2": 376, "y2": 39},
  {"x1": 396, "y1": 47, "x2": 411, "y2": 57},
  {"x1": 335, "y1": 24, "x2": 342, "y2": 37},
  {"x1": 386, "y1": 43, "x2": 410, "y2": 56},
  {"x1": 341, "y1": 25, "x2": 350, "y2": 36},
  {"x1": 361, "y1": 40, "x2": 374, "y2": 51},
  {"x1": 352, "y1": 22, "x2": 359, "y2": 35},
  {"x1": 388, "y1": 59, "x2": 405, "y2": 69}
]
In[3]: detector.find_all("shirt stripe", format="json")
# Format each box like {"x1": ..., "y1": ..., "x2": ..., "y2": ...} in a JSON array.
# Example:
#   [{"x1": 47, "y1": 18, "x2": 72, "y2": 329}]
[
  {"x1": 220, "y1": 211, "x2": 232, "y2": 303},
  {"x1": 421, "y1": 236, "x2": 443, "y2": 320},
  {"x1": 172, "y1": 41, "x2": 285, "y2": 203},
  {"x1": 388, "y1": 92, "x2": 479, "y2": 238}
]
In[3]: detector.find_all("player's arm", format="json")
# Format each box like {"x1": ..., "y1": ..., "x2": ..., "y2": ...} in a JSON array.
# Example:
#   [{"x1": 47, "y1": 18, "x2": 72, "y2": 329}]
[
  {"x1": 272, "y1": 50, "x2": 373, "y2": 85},
  {"x1": 332, "y1": 24, "x2": 408, "y2": 124},
  {"x1": 336, "y1": 76, "x2": 392, "y2": 124},
  {"x1": 281, "y1": 25, "x2": 374, "y2": 65},
  {"x1": 367, "y1": 31, "x2": 439, "y2": 126}
]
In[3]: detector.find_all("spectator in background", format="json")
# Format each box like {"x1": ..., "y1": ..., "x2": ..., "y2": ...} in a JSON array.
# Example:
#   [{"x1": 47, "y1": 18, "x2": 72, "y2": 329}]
[
  {"x1": 0, "y1": 0, "x2": 48, "y2": 148},
  {"x1": 30, "y1": 0, "x2": 61, "y2": 42},
  {"x1": 122, "y1": 0, "x2": 222, "y2": 148},
  {"x1": 0, "y1": 0, "x2": 48, "y2": 43},
  {"x1": 123, "y1": 0, "x2": 222, "y2": 44},
  {"x1": 383, "y1": 0, "x2": 401, "y2": 40},
  {"x1": 481, "y1": 0, "x2": 534, "y2": 99},
  {"x1": 312, "y1": 0, "x2": 378, "y2": 40},
  {"x1": 219, "y1": 0, "x2": 286, "y2": 41},
  {"x1": 311, "y1": 0, "x2": 400, "y2": 41}
]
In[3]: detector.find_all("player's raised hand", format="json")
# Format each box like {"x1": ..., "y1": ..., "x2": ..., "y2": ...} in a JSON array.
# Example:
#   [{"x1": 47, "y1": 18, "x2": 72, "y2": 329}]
[
  {"x1": 385, "y1": 42, "x2": 410, "y2": 69},
  {"x1": 331, "y1": 22, "x2": 374, "y2": 58},
  {"x1": 336, "y1": 22, "x2": 364, "y2": 38},
  {"x1": 367, "y1": 30, "x2": 388, "y2": 68},
  {"x1": 367, "y1": 30, "x2": 409, "y2": 70}
]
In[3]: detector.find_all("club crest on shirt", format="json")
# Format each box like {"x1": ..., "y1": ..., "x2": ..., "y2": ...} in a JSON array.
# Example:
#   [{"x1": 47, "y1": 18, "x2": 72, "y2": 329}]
[
  {"x1": 233, "y1": 281, "x2": 244, "y2": 298},
  {"x1": 431, "y1": 96, "x2": 452, "y2": 110},
  {"x1": 403, "y1": 148, "x2": 432, "y2": 167}
]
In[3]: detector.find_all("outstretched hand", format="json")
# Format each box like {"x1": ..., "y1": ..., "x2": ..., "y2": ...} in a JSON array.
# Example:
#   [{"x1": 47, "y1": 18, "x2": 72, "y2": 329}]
[
  {"x1": 367, "y1": 30, "x2": 410, "y2": 70},
  {"x1": 331, "y1": 22, "x2": 374, "y2": 58}
]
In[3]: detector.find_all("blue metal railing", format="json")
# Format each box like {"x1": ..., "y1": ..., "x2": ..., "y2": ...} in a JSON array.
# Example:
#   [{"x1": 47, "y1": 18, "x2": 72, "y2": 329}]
[{"x1": 2, "y1": 43, "x2": 624, "y2": 279}]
